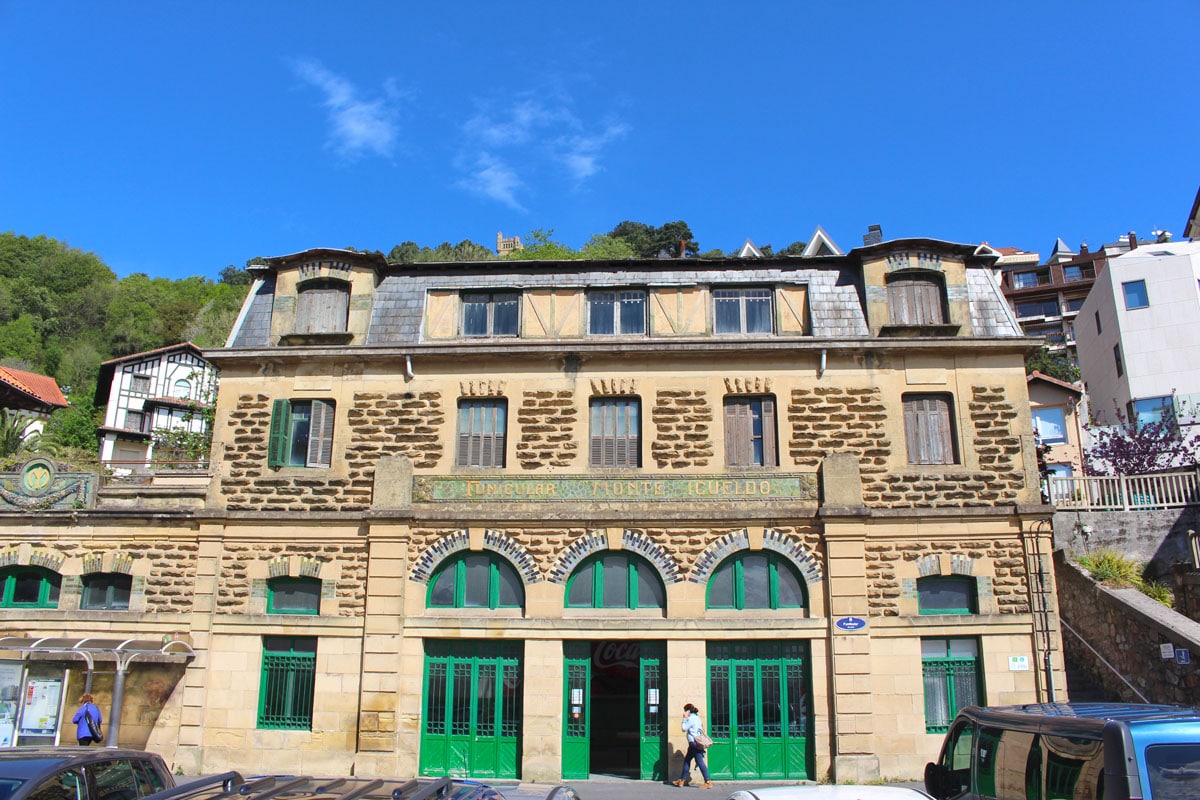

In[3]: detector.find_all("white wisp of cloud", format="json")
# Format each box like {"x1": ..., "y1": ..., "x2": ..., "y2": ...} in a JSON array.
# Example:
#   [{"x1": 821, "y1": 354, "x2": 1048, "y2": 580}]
[{"x1": 292, "y1": 58, "x2": 399, "y2": 159}]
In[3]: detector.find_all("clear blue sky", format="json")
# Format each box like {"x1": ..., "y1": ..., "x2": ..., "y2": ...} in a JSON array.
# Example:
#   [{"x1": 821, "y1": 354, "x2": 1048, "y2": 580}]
[{"x1": 2, "y1": 1, "x2": 1197, "y2": 280}]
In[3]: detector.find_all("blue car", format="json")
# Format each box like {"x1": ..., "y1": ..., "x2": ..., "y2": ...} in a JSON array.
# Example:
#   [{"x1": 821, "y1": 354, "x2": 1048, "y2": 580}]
[{"x1": 924, "y1": 703, "x2": 1200, "y2": 800}]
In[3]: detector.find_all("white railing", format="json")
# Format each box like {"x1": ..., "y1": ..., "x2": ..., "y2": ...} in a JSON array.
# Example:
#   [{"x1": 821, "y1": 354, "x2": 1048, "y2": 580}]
[{"x1": 1046, "y1": 469, "x2": 1200, "y2": 511}]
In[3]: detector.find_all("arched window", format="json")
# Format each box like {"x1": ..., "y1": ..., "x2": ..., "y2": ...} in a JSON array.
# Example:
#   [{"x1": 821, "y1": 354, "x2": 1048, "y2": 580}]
[
  {"x1": 707, "y1": 552, "x2": 806, "y2": 610},
  {"x1": 267, "y1": 576, "x2": 322, "y2": 615},
  {"x1": 428, "y1": 552, "x2": 524, "y2": 610},
  {"x1": 887, "y1": 272, "x2": 947, "y2": 325},
  {"x1": 566, "y1": 552, "x2": 664, "y2": 610},
  {"x1": 917, "y1": 575, "x2": 977, "y2": 615},
  {"x1": 0, "y1": 566, "x2": 61, "y2": 608},
  {"x1": 173, "y1": 379, "x2": 192, "y2": 399},
  {"x1": 81, "y1": 572, "x2": 132, "y2": 610}
]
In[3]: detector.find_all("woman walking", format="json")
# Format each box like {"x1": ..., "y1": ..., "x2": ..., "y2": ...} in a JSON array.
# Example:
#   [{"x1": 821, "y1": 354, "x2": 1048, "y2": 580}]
[
  {"x1": 673, "y1": 703, "x2": 712, "y2": 788},
  {"x1": 71, "y1": 693, "x2": 102, "y2": 746}
]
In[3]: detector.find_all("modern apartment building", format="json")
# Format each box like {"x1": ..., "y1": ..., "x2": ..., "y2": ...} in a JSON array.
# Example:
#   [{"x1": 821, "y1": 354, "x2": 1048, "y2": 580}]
[{"x1": 1076, "y1": 240, "x2": 1200, "y2": 453}]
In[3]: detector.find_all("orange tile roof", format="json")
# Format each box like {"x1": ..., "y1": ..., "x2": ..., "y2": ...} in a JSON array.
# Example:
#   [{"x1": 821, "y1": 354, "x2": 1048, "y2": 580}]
[{"x1": 0, "y1": 366, "x2": 69, "y2": 409}]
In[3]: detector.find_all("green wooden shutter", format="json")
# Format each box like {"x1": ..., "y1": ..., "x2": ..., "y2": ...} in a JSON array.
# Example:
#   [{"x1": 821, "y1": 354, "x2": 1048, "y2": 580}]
[{"x1": 268, "y1": 400, "x2": 291, "y2": 467}]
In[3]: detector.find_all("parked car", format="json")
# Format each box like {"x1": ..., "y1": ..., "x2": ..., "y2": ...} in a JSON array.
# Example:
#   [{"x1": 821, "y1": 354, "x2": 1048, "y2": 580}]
[
  {"x1": 142, "y1": 773, "x2": 577, "y2": 800},
  {"x1": 0, "y1": 747, "x2": 174, "y2": 800},
  {"x1": 727, "y1": 787, "x2": 932, "y2": 800},
  {"x1": 924, "y1": 702, "x2": 1200, "y2": 800}
]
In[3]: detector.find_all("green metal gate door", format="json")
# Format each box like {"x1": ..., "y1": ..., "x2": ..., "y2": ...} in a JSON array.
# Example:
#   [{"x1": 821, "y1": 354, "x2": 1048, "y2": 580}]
[
  {"x1": 419, "y1": 641, "x2": 522, "y2": 779},
  {"x1": 562, "y1": 642, "x2": 591, "y2": 781},
  {"x1": 706, "y1": 641, "x2": 810, "y2": 780},
  {"x1": 562, "y1": 642, "x2": 668, "y2": 781},
  {"x1": 639, "y1": 643, "x2": 668, "y2": 781}
]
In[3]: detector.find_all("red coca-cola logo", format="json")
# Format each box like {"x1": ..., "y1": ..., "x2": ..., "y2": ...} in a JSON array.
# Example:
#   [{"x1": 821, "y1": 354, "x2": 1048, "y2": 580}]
[{"x1": 593, "y1": 641, "x2": 640, "y2": 670}]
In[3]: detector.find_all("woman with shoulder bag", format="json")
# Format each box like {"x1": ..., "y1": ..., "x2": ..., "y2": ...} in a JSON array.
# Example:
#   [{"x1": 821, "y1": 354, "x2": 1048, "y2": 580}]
[
  {"x1": 672, "y1": 703, "x2": 712, "y2": 789},
  {"x1": 71, "y1": 693, "x2": 103, "y2": 746}
]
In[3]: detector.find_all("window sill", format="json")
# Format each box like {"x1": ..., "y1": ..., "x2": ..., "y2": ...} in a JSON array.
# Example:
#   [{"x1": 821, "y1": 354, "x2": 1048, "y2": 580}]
[
  {"x1": 279, "y1": 331, "x2": 354, "y2": 346},
  {"x1": 879, "y1": 324, "x2": 961, "y2": 337}
]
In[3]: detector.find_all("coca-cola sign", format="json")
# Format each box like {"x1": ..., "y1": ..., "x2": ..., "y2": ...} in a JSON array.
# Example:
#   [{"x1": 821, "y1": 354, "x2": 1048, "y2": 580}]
[{"x1": 593, "y1": 641, "x2": 640, "y2": 671}]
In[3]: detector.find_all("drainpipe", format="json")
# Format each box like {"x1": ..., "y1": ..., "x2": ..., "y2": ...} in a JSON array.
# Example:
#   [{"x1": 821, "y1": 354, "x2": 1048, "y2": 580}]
[
  {"x1": 105, "y1": 664, "x2": 128, "y2": 747},
  {"x1": 818, "y1": 348, "x2": 827, "y2": 379}
]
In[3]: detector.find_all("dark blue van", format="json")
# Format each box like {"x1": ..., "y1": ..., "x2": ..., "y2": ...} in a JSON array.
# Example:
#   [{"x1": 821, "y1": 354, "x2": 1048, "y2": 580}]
[{"x1": 924, "y1": 703, "x2": 1200, "y2": 800}]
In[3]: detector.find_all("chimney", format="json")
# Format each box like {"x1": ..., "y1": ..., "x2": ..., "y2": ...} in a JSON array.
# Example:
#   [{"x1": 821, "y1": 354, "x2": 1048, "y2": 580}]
[
  {"x1": 678, "y1": 239, "x2": 687, "y2": 258},
  {"x1": 863, "y1": 224, "x2": 883, "y2": 246},
  {"x1": 1080, "y1": 242, "x2": 1089, "y2": 254},
  {"x1": 1127, "y1": 231, "x2": 1137, "y2": 250}
]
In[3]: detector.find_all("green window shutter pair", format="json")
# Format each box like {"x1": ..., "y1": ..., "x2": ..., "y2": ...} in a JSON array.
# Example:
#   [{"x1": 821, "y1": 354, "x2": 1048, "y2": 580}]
[{"x1": 268, "y1": 399, "x2": 334, "y2": 468}]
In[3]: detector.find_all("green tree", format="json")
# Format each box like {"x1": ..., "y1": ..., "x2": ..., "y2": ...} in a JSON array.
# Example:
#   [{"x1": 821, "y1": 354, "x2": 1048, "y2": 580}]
[
  {"x1": 41, "y1": 400, "x2": 100, "y2": 454},
  {"x1": 580, "y1": 234, "x2": 636, "y2": 260},
  {"x1": 0, "y1": 314, "x2": 43, "y2": 367},
  {"x1": 0, "y1": 409, "x2": 38, "y2": 458},
  {"x1": 502, "y1": 229, "x2": 582, "y2": 260},
  {"x1": 609, "y1": 221, "x2": 654, "y2": 257},
  {"x1": 651, "y1": 221, "x2": 699, "y2": 257},
  {"x1": 219, "y1": 265, "x2": 253, "y2": 286},
  {"x1": 1025, "y1": 347, "x2": 1080, "y2": 383}
]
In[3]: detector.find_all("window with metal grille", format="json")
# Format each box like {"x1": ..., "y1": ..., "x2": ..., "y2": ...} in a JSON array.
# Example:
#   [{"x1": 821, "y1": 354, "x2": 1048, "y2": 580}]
[
  {"x1": 888, "y1": 274, "x2": 946, "y2": 325},
  {"x1": 124, "y1": 411, "x2": 145, "y2": 433},
  {"x1": 130, "y1": 375, "x2": 152, "y2": 394},
  {"x1": 295, "y1": 279, "x2": 350, "y2": 333},
  {"x1": 258, "y1": 636, "x2": 316, "y2": 730},
  {"x1": 902, "y1": 394, "x2": 957, "y2": 465},
  {"x1": 707, "y1": 552, "x2": 806, "y2": 610},
  {"x1": 724, "y1": 396, "x2": 777, "y2": 467},
  {"x1": 462, "y1": 292, "x2": 519, "y2": 337},
  {"x1": 81, "y1": 572, "x2": 132, "y2": 611},
  {"x1": 0, "y1": 566, "x2": 61, "y2": 608},
  {"x1": 917, "y1": 576, "x2": 977, "y2": 615},
  {"x1": 922, "y1": 638, "x2": 981, "y2": 733},
  {"x1": 267, "y1": 399, "x2": 334, "y2": 468},
  {"x1": 589, "y1": 397, "x2": 640, "y2": 467},
  {"x1": 267, "y1": 576, "x2": 321, "y2": 615},
  {"x1": 456, "y1": 399, "x2": 507, "y2": 468},
  {"x1": 588, "y1": 290, "x2": 647, "y2": 335},
  {"x1": 428, "y1": 552, "x2": 524, "y2": 610},
  {"x1": 714, "y1": 288, "x2": 773, "y2": 334},
  {"x1": 565, "y1": 552, "x2": 664, "y2": 609}
]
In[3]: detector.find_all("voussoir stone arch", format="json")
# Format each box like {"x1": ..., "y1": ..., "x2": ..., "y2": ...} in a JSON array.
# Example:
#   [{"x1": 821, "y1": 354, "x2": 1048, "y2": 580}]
[
  {"x1": 621, "y1": 529, "x2": 683, "y2": 584},
  {"x1": 549, "y1": 530, "x2": 608, "y2": 584},
  {"x1": 691, "y1": 529, "x2": 824, "y2": 586},
  {"x1": 411, "y1": 529, "x2": 540, "y2": 586}
]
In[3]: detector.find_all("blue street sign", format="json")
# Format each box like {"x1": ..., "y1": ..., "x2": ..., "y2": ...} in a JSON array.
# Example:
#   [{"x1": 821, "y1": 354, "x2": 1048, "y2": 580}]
[
  {"x1": 1176, "y1": 649, "x2": 1191, "y2": 665},
  {"x1": 835, "y1": 616, "x2": 866, "y2": 631}
]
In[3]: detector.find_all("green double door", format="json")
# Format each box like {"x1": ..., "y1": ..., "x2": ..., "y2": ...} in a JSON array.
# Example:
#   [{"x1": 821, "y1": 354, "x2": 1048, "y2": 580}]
[
  {"x1": 705, "y1": 641, "x2": 812, "y2": 781},
  {"x1": 419, "y1": 641, "x2": 522, "y2": 779},
  {"x1": 562, "y1": 641, "x2": 668, "y2": 781}
]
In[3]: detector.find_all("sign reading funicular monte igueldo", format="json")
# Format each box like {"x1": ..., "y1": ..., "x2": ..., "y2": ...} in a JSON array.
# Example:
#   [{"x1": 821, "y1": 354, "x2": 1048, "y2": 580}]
[{"x1": 413, "y1": 473, "x2": 818, "y2": 503}]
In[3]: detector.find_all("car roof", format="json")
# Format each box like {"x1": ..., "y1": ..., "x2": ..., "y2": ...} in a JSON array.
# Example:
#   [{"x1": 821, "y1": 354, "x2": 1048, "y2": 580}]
[
  {"x1": 0, "y1": 748, "x2": 164, "y2": 780},
  {"x1": 728, "y1": 786, "x2": 932, "y2": 800},
  {"x1": 958, "y1": 702, "x2": 1200, "y2": 730},
  {"x1": 148, "y1": 773, "x2": 577, "y2": 800}
]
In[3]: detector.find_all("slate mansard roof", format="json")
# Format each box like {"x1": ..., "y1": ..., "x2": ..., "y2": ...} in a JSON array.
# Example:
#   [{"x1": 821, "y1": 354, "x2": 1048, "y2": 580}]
[{"x1": 226, "y1": 239, "x2": 1023, "y2": 349}]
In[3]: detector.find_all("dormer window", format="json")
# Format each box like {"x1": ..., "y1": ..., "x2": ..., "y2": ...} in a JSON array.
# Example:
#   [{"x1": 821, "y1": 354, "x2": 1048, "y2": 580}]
[
  {"x1": 888, "y1": 273, "x2": 946, "y2": 326},
  {"x1": 295, "y1": 278, "x2": 350, "y2": 334}
]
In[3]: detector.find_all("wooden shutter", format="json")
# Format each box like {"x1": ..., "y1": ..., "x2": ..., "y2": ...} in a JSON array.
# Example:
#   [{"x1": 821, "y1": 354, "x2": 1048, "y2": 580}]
[
  {"x1": 904, "y1": 395, "x2": 954, "y2": 464},
  {"x1": 296, "y1": 284, "x2": 349, "y2": 333},
  {"x1": 761, "y1": 396, "x2": 777, "y2": 466},
  {"x1": 268, "y1": 400, "x2": 291, "y2": 467},
  {"x1": 724, "y1": 400, "x2": 749, "y2": 466},
  {"x1": 307, "y1": 399, "x2": 335, "y2": 467}
]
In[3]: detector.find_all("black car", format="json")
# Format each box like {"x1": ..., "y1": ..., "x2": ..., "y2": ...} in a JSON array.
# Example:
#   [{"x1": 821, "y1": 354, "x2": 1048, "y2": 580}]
[
  {"x1": 141, "y1": 773, "x2": 576, "y2": 800},
  {"x1": 0, "y1": 747, "x2": 174, "y2": 800}
]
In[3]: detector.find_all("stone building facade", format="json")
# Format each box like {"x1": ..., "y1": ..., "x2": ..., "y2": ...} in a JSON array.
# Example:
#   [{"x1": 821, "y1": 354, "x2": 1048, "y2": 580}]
[{"x1": 0, "y1": 239, "x2": 1062, "y2": 783}]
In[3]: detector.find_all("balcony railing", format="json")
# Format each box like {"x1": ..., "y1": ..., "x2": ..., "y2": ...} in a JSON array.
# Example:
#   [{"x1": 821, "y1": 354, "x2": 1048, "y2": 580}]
[{"x1": 1047, "y1": 470, "x2": 1200, "y2": 511}]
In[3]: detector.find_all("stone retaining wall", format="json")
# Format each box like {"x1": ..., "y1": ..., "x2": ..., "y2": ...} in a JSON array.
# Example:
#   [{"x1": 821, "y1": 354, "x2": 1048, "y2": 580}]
[{"x1": 1055, "y1": 551, "x2": 1200, "y2": 705}]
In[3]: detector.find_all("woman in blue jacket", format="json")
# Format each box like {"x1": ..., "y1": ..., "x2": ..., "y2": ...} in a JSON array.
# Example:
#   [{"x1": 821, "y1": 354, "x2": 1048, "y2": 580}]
[
  {"x1": 71, "y1": 693, "x2": 102, "y2": 746},
  {"x1": 672, "y1": 703, "x2": 712, "y2": 788}
]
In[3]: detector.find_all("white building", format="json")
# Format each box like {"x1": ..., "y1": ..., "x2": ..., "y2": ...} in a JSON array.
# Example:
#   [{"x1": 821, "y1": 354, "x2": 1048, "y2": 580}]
[
  {"x1": 94, "y1": 343, "x2": 218, "y2": 470},
  {"x1": 1076, "y1": 240, "x2": 1200, "y2": 444}
]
